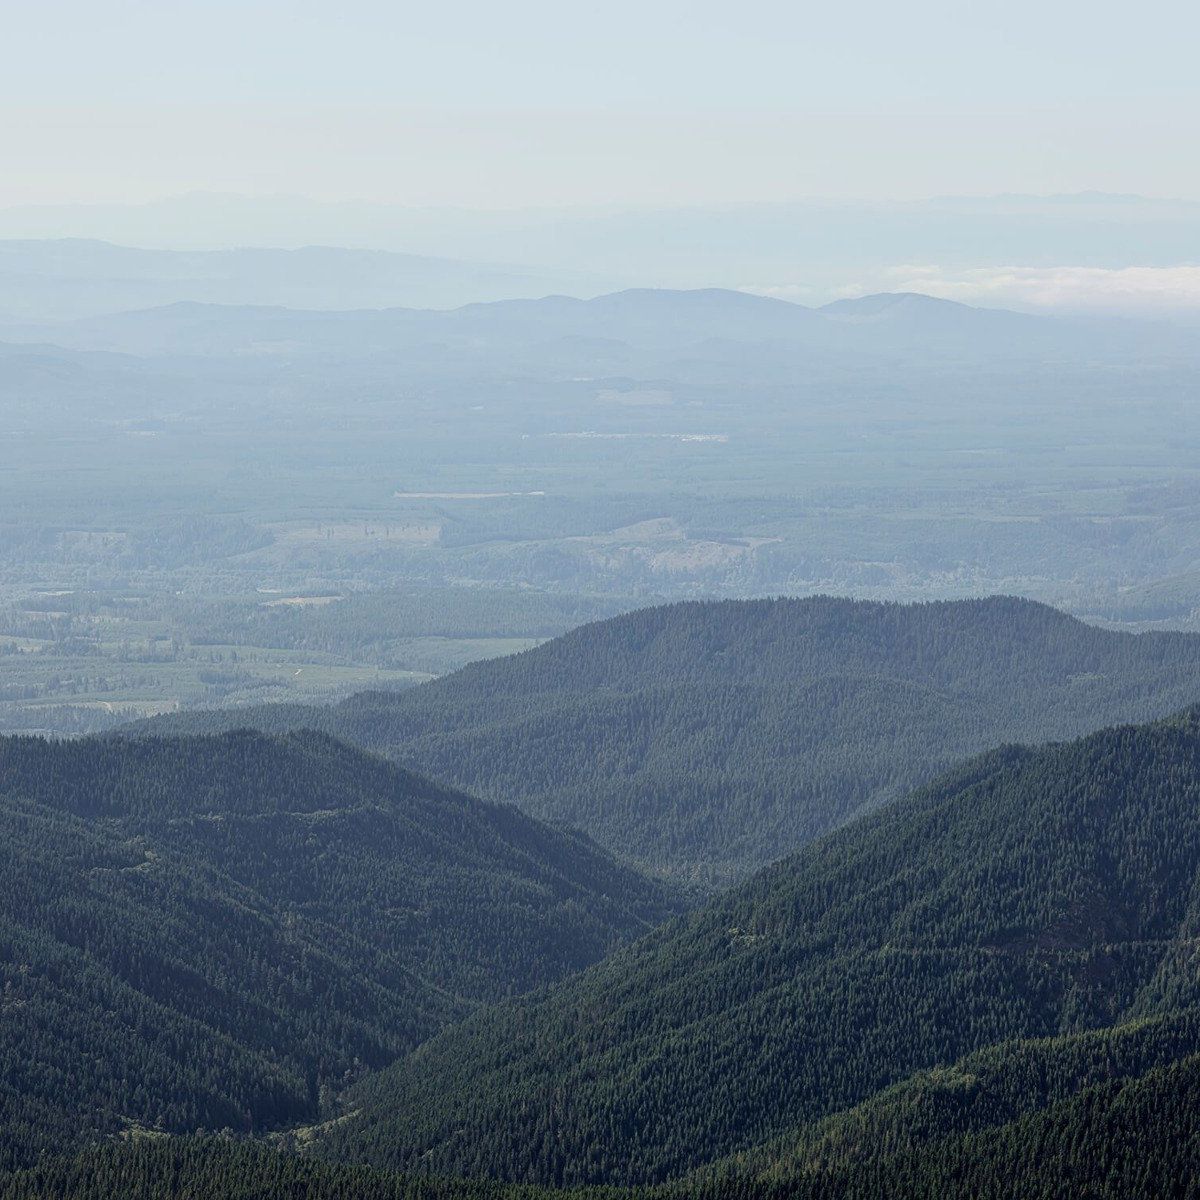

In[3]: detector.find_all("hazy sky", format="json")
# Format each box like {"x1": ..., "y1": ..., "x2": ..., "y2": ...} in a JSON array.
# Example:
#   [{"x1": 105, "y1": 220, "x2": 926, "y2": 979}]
[{"x1": 5, "y1": 0, "x2": 1199, "y2": 208}]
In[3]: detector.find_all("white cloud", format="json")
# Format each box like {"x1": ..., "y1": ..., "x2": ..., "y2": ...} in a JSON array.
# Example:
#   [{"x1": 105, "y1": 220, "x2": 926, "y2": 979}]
[
  {"x1": 881, "y1": 264, "x2": 1200, "y2": 314},
  {"x1": 743, "y1": 265, "x2": 1200, "y2": 315}
]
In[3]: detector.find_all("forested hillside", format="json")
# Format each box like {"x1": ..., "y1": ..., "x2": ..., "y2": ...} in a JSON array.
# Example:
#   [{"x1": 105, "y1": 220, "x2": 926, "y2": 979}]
[
  {"x1": 134, "y1": 596, "x2": 1200, "y2": 885},
  {"x1": 3, "y1": 1080, "x2": 1199, "y2": 1200},
  {"x1": 320, "y1": 708, "x2": 1200, "y2": 1186},
  {"x1": 0, "y1": 731, "x2": 677, "y2": 1169}
]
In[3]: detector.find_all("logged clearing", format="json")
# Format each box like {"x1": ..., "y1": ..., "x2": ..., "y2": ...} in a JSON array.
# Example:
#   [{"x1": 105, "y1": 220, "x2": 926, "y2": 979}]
[
  {"x1": 260, "y1": 595, "x2": 343, "y2": 608},
  {"x1": 267, "y1": 521, "x2": 442, "y2": 545}
]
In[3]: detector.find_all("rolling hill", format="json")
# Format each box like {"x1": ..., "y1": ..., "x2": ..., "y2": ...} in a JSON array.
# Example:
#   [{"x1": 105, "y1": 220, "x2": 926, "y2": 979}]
[
  {"x1": 0, "y1": 729, "x2": 677, "y2": 1169},
  {"x1": 317, "y1": 707, "x2": 1200, "y2": 1187},
  {"x1": 132, "y1": 596, "x2": 1200, "y2": 886}
]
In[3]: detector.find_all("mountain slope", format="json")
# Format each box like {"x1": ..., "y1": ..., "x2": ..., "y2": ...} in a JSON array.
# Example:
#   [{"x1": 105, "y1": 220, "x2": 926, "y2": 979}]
[
  {"x1": 0, "y1": 730, "x2": 677, "y2": 1168},
  {"x1": 319, "y1": 709, "x2": 1200, "y2": 1185},
  {"x1": 136, "y1": 596, "x2": 1200, "y2": 885}
]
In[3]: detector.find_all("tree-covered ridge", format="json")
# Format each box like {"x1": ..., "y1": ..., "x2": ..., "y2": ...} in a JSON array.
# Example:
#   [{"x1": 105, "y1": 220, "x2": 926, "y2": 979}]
[
  {"x1": 0, "y1": 730, "x2": 679, "y2": 1169},
  {"x1": 758, "y1": 1051, "x2": 1200, "y2": 1200},
  {"x1": 709, "y1": 1007, "x2": 1200, "y2": 1185},
  {"x1": 320, "y1": 709, "x2": 1200, "y2": 1186},
  {"x1": 134, "y1": 595, "x2": 1200, "y2": 885}
]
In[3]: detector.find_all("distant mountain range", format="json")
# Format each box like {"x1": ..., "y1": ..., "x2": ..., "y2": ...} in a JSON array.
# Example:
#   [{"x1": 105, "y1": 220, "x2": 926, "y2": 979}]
[
  {"x1": 3, "y1": 192, "x2": 1198, "y2": 310},
  {"x1": 0, "y1": 238, "x2": 612, "y2": 321},
  {"x1": 3, "y1": 283, "x2": 1192, "y2": 366},
  {"x1": 128, "y1": 596, "x2": 1200, "y2": 886}
]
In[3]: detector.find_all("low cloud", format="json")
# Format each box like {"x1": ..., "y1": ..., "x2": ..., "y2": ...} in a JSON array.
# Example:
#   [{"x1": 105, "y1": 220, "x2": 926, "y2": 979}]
[
  {"x1": 878, "y1": 265, "x2": 1200, "y2": 314},
  {"x1": 745, "y1": 266, "x2": 1200, "y2": 315}
]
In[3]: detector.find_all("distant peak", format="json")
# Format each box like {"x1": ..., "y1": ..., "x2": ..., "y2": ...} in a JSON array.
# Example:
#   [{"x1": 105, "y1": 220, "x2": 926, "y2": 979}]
[{"x1": 820, "y1": 292, "x2": 975, "y2": 316}]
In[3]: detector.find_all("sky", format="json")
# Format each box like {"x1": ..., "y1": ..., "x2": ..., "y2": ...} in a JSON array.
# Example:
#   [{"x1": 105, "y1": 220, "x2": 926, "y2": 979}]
[{"x1": 4, "y1": 0, "x2": 1200, "y2": 208}]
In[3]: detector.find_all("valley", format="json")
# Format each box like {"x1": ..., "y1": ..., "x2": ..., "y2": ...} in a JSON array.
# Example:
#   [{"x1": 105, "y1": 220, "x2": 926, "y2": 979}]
[
  {"x1": 7, "y1": 285, "x2": 1200, "y2": 738},
  {"x1": 4, "y1": 660, "x2": 1200, "y2": 1197},
  {"x1": 317, "y1": 707, "x2": 1200, "y2": 1187},
  {"x1": 4, "y1": 247, "x2": 1200, "y2": 1197}
]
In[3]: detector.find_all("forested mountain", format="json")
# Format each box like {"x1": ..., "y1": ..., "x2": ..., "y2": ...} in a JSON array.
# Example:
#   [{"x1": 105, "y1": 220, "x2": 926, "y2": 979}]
[
  {"x1": 134, "y1": 596, "x2": 1200, "y2": 886},
  {"x1": 0, "y1": 730, "x2": 677, "y2": 1169},
  {"x1": 318, "y1": 708, "x2": 1200, "y2": 1187}
]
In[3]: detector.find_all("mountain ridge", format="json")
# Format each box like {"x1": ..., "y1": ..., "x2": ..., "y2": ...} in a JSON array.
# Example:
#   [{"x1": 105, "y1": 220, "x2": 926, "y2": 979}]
[
  {"x1": 0, "y1": 727, "x2": 679, "y2": 1168},
  {"x1": 0, "y1": 283, "x2": 1149, "y2": 361}
]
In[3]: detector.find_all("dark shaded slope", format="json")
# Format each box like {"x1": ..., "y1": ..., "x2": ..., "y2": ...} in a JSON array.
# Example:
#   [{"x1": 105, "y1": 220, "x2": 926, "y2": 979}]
[
  {"x1": 2, "y1": 1055, "x2": 1197, "y2": 1200},
  {"x1": 321, "y1": 710, "x2": 1200, "y2": 1186},
  {"x1": 135, "y1": 596, "x2": 1200, "y2": 886},
  {"x1": 0, "y1": 731, "x2": 677, "y2": 1168}
]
